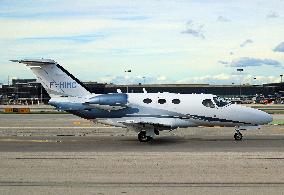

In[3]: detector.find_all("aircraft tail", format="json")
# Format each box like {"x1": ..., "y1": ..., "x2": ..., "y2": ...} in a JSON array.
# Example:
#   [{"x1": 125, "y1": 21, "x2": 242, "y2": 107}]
[{"x1": 11, "y1": 59, "x2": 91, "y2": 97}]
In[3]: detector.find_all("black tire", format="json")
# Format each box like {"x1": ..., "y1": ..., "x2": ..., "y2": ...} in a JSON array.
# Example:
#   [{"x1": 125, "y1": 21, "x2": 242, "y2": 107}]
[
  {"x1": 138, "y1": 131, "x2": 148, "y2": 142},
  {"x1": 138, "y1": 131, "x2": 152, "y2": 142},
  {"x1": 234, "y1": 132, "x2": 243, "y2": 141},
  {"x1": 154, "y1": 129, "x2": 159, "y2": 135},
  {"x1": 146, "y1": 136, "x2": 153, "y2": 141}
]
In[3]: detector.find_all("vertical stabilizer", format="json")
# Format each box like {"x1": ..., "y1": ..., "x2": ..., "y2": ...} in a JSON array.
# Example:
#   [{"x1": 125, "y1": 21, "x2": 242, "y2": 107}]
[{"x1": 11, "y1": 59, "x2": 91, "y2": 97}]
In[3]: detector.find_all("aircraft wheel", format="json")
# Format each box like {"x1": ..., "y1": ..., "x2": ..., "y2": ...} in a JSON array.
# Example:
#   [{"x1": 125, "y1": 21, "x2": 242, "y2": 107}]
[
  {"x1": 234, "y1": 132, "x2": 243, "y2": 141},
  {"x1": 154, "y1": 129, "x2": 159, "y2": 135},
  {"x1": 138, "y1": 131, "x2": 152, "y2": 142}
]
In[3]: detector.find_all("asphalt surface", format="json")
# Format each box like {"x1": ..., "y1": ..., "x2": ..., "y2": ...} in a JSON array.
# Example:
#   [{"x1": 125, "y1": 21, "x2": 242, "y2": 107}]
[
  {"x1": 1, "y1": 134, "x2": 284, "y2": 153},
  {"x1": 0, "y1": 114, "x2": 284, "y2": 194},
  {"x1": 0, "y1": 114, "x2": 284, "y2": 153}
]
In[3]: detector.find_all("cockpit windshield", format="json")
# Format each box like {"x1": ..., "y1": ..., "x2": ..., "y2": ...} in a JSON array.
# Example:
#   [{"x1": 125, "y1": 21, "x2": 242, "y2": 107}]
[{"x1": 213, "y1": 97, "x2": 231, "y2": 107}]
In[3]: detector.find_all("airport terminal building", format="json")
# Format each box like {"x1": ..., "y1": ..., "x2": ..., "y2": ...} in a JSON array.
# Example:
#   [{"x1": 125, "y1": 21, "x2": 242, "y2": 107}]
[{"x1": 0, "y1": 79, "x2": 283, "y2": 104}]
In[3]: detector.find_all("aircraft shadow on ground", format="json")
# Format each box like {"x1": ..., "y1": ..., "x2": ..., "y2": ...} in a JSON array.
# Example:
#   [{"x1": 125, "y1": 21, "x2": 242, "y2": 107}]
[{"x1": 121, "y1": 135, "x2": 284, "y2": 146}]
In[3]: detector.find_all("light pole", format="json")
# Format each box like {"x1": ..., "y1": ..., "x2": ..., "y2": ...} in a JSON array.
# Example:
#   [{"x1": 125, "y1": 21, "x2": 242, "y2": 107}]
[
  {"x1": 237, "y1": 68, "x2": 243, "y2": 97},
  {"x1": 40, "y1": 84, "x2": 43, "y2": 104},
  {"x1": 280, "y1": 74, "x2": 283, "y2": 83},
  {"x1": 125, "y1": 69, "x2": 131, "y2": 93}
]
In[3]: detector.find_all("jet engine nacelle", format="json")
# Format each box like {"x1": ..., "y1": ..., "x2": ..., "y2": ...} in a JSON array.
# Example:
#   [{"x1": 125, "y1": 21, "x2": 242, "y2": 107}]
[{"x1": 85, "y1": 94, "x2": 128, "y2": 111}]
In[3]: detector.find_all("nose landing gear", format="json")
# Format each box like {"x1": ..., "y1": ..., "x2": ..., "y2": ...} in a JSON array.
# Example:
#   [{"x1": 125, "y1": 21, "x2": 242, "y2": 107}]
[{"x1": 234, "y1": 129, "x2": 243, "y2": 141}]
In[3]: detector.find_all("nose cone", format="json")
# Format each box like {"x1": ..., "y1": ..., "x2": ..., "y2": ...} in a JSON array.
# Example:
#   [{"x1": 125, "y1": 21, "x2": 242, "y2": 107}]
[
  {"x1": 259, "y1": 111, "x2": 273, "y2": 125},
  {"x1": 229, "y1": 105, "x2": 273, "y2": 125},
  {"x1": 250, "y1": 109, "x2": 273, "y2": 125}
]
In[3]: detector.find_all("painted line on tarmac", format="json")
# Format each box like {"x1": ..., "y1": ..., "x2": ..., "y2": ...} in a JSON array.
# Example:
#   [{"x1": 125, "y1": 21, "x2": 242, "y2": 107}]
[
  {"x1": 0, "y1": 126, "x2": 121, "y2": 129},
  {"x1": 0, "y1": 139, "x2": 59, "y2": 143},
  {"x1": 1, "y1": 181, "x2": 284, "y2": 187}
]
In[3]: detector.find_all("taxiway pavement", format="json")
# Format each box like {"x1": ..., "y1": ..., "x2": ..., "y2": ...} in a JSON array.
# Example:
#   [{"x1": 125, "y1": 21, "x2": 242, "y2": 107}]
[{"x1": 0, "y1": 114, "x2": 284, "y2": 194}]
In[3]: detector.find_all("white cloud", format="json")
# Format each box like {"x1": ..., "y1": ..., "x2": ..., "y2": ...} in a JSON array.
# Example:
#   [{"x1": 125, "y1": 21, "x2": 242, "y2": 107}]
[
  {"x1": 181, "y1": 20, "x2": 205, "y2": 39},
  {"x1": 176, "y1": 74, "x2": 279, "y2": 85},
  {"x1": 1, "y1": 1, "x2": 284, "y2": 85},
  {"x1": 230, "y1": 57, "x2": 281, "y2": 67},
  {"x1": 217, "y1": 16, "x2": 230, "y2": 22},
  {"x1": 96, "y1": 75, "x2": 170, "y2": 84},
  {"x1": 176, "y1": 74, "x2": 231, "y2": 84},
  {"x1": 266, "y1": 11, "x2": 280, "y2": 18},
  {"x1": 97, "y1": 73, "x2": 280, "y2": 85},
  {"x1": 157, "y1": 76, "x2": 167, "y2": 81},
  {"x1": 273, "y1": 42, "x2": 284, "y2": 52},
  {"x1": 240, "y1": 39, "x2": 253, "y2": 48},
  {"x1": 0, "y1": 17, "x2": 181, "y2": 40},
  {"x1": 218, "y1": 60, "x2": 229, "y2": 65},
  {"x1": 0, "y1": 19, "x2": 115, "y2": 39}
]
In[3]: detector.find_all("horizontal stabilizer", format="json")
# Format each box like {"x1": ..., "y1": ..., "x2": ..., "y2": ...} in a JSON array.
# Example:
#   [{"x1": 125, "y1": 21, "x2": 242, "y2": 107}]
[{"x1": 10, "y1": 59, "x2": 57, "y2": 66}]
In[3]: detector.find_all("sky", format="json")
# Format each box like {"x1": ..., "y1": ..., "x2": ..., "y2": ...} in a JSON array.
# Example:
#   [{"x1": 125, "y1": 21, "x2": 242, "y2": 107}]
[{"x1": 0, "y1": 0, "x2": 284, "y2": 85}]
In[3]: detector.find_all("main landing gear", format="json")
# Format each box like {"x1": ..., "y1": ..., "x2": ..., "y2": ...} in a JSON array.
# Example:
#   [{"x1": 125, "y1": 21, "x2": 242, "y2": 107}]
[
  {"x1": 138, "y1": 129, "x2": 159, "y2": 142},
  {"x1": 138, "y1": 131, "x2": 153, "y2": 142},
  {"x1": 234, "y1": 129, "x2": 243, "y2": 141}
]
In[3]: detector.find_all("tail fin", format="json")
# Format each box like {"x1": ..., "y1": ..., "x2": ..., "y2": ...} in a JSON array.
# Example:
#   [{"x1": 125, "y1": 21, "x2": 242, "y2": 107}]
[{"x1": 11, "y1": 59, "x2": 91, "y2": 97}]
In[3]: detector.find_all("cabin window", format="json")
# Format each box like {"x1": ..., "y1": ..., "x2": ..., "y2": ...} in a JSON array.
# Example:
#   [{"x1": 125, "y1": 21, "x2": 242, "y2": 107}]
[
  {"x1": 172, "y1": 99, "x2": 180, "y2": 104},
  {"x1": 158, "y1": 99, "x2": 166, "y2": 104},
  {"x1": 202, "y1": 99, "x2": 215, "y2": 108},
  {"x1": 213, "y1": 97, "x2": 230, "y2": 107},
  {"x1": 143, "y1": 98, "x2": 152, "y2": 104}
]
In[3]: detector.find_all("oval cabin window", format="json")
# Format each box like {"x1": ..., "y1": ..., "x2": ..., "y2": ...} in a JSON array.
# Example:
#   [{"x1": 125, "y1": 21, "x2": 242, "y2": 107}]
[
  {"x1": 158, "y1": 99, "x2": 166, "y2": 104},
  {"x1": 172, "y1": 99, "x2": 180, "y2": 104},
  {"x1": 143, "y1": 98, "x2": 152, "y2": 104}
]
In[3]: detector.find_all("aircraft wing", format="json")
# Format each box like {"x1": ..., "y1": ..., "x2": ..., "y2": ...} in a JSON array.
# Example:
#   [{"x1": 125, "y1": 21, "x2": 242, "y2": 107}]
[
  {"x1": 92, "y1": 119, "x2": 171, "y2": 134},
  {"x1": 121, "y1": 121, "x2": 171, "y2": 133},
  {"x1": 118, "y1": 117, "x2": 183, "y2": 132}
]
